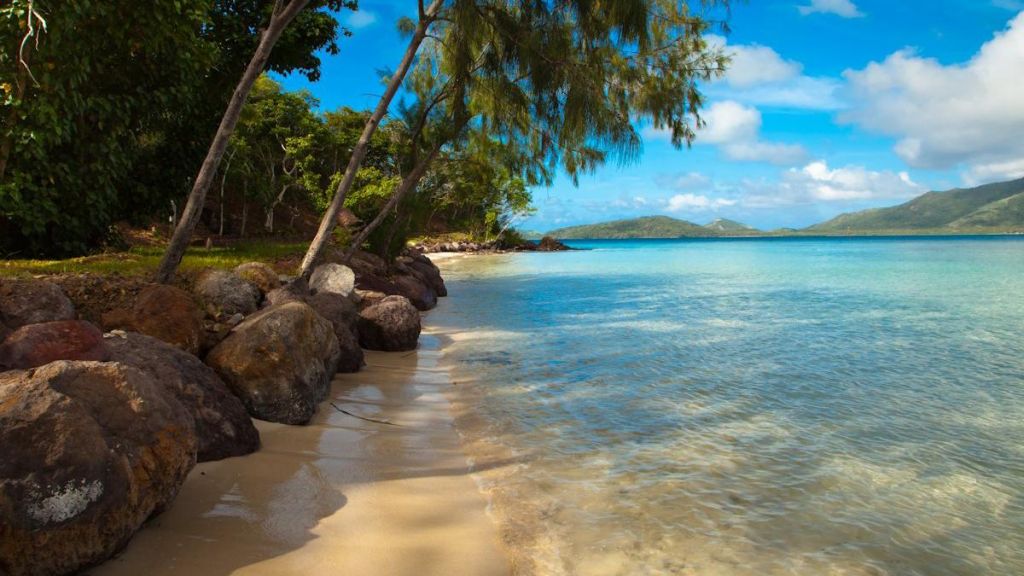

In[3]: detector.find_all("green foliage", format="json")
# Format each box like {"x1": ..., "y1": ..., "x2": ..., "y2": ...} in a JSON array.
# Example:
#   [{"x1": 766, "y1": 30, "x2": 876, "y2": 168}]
[
  {"x1": 810, "y1": 177, "x2": 1024, "y2": 232},
  {"x1": 0, "y1": 0, "x2": 214, "y2": 256},
  {"x1": 0, "y1": 0, "x2": 354, "y2": 257}
]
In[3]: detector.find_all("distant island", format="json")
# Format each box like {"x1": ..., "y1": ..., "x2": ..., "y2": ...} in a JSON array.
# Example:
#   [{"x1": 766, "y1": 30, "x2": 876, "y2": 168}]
[{"x1": 545, "y1": 177, "x2": 1024, "y2": 239}]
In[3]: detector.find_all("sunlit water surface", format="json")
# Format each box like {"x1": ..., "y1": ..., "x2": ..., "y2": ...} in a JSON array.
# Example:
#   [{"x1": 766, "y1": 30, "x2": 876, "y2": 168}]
[{"x1": 429, "y1": 237, "x2": 1024, "y2": 576}]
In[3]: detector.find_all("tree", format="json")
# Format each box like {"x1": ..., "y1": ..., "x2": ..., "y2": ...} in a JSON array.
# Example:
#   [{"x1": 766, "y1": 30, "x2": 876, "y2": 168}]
[
  {"x1": 155, "y1": 0, "x2": 354, "y2": 283},
  {"x1": 298, "y1": 0, "x2": 444, "y2": 275},
  {"x1": 331, "y1": 0, "x2": 730, "y2": 259},
  {"x1": 0, "y1": 0, "x2": 214, "y2": 256}
]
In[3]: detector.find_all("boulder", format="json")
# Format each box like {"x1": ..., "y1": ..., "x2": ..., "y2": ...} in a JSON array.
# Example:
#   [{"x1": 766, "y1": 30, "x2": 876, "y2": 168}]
[
  {"x1": 538, "y1": 236, "x2": 571, "y2": 251},
  {"x1": 406, "y1": 258, "x2": 447, "y2": 297},
  {"x1": 392, "y1": 273, "x2": 437, "y2": 311},
  {"x1": 264, "y1": 277, "x2": 310, "y2": 308},
  {"x1": 194, "y1": 269, "x2": 261, "y2": 317},
  {"x1": 354, "y1": 289, "x2": 388, "y2": 310},
  {"x1": 358, "y1": 295, "x2": 421, "y2": 352},
  {"x1": 0, "y1": 321, "x2": 10, "y2": 342},
  {"x1": 309, "y1": 263, "x2": 356, "y2": 298},
  {"x1": 102, "y1": 285, "x2": 203, "y2": 355},
  {"x1": 105, "y1": 332, "x2": 260, "y2": 462},
  {"x1": 206, "y1": 302, "x2": 341, "y2": 425},
  {"x1": 348, "y1": 250, "x2": 389, "y2": 277},
  {"x1": 234, "y1": 262, "x2": 281, "y2": 296},
  {"x1": 306, "y1": 292, "x2": 364, "y2": 373},
  {"x1": 0, "y1": 361, "x2": 196, "y2": 576},
  {"x1": 355, "y1": 272, "x2": 400, "y2": 296},
  {"x1": 0, "y1": 278, "x2": 75, "y2": 329},
  {"x1": 0, "y1": 321, "x2": 109, "y2": 370}
]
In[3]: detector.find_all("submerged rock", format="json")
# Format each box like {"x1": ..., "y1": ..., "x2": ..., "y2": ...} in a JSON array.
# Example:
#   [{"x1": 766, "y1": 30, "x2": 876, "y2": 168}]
[
  {"x1": 307, "y1": 292, "x2": 364, "y2": 373},
  {"x1": 102, "y1": 285, "x2": 203, "y2": 355},
  {"x1": 0, "y1": 320, "x2": 109, "y2": 370},
  {"x1": 0, "y1": 361, "x2": 196, "y2": 576},
  {"x1": 309, "y1": 263, "x2": 356, "y2": 298},
  {"x1": 105, "y1": 331, "x2": 259, "y2": 462},
  {"x1": 194, "y1": 269, "x2": 261, "y2": 317},
  {"x1": 234, "y1": 262, "x2": 281, "y2": 296},
  {"x1": 0, "y1": 278, "x2": 76, "y2": 329},
  {"x1": 358, "y1": 295, "x2": 421, "y2": 352},
  {"x1": 206, "y1": 302, "x2": 340, "y2": 425}
]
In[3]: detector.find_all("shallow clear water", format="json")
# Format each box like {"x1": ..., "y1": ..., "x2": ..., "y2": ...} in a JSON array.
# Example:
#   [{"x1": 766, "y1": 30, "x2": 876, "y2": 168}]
[{"x1": 430, "y1": 237, "x2": 1024, "y2": 576}]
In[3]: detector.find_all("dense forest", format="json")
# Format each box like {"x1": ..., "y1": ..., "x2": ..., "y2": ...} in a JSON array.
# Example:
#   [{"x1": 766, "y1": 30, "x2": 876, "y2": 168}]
[{"x1": 0, "y1": 0, "x2": 730, "y2": 277}]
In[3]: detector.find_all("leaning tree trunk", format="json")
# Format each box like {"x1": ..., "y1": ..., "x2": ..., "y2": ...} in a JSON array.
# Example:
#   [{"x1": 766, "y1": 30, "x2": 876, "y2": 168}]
[
  {"x1": 154, "y1": 0, "x2": 311, "y2": 284},
  {"x1": 299, "y1": 0, "x2": 443, "y2": 277},
  {"x1": 342, "y1": 142, "x2": 444, "y2": 262}
]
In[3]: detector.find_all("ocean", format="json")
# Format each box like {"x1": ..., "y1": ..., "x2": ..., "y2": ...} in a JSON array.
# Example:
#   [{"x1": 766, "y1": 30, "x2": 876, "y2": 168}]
[{"x1": 429, "y1": 236, "x2": 1024, "y2": 576}]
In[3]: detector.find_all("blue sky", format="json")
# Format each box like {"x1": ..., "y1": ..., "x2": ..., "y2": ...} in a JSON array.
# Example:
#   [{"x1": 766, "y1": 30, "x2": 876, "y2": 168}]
[{"x1": 280, "y1": 0, "x2": 1024, "y2": 231}]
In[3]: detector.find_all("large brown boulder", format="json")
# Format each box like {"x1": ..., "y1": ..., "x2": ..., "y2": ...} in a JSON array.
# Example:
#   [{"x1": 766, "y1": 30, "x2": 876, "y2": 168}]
[
  {"x1": 105, "y1": 331, "x2": 260, "y2": 462},
  {"x1": 0, "y1": 320, "x2": 109, "y2": 370},
  {"x1": 392, "y1": 273, "x2": 437, "y2": 311},
  {"x1": 102, "y1": 285, "x2": 203, "y2": 355},
  {"x1": 0, "y1": 361, "x2": 196, "y2": 576},
  {"x1": 206, "y1": 302, "x2": 341, "y2": 425},
  {"x1": 306, "y1": 292, "x2": 364, "y2": 373},
  {"x1": 0, "y1": 278, "x2": 75, "y2": 329},
  {"x1": 234, "y1": 262, "x2": 281, "y2": 296},
  {"x1": 194, "y1": 269, "x2": 261, "y2": 317},
  {"x1": 358, "y1": 295, "x2": 421, "y2": 352},
  {"x1": 309, "y1": 263, "x2": 356, "y2": 298},
  {"x1": 406, "y1": 256, "x2": 447, "y2": 297}
]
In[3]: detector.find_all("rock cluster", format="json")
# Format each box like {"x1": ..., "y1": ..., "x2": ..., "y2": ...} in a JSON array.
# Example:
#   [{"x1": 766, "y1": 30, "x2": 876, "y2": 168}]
[
  {"x1": 411, "y1": 235, "x2": 572, "y2": 254},
  {"x1": 0, "y1": 252, "x2": 448, "y2": 575}
]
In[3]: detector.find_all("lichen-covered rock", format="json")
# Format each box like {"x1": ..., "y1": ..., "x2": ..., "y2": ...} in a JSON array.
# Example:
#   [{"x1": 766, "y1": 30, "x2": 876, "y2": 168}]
[
  {"x1": 0, "y1": 278, "x2": 75, "y2": 329},
  {"x1": 0, "y1": 361, "x2": 196, "y2": 576},
  {"x1": 234, "y1": 262, "x2": 281, "y2": 296},
  {"x1": 102, "y1": 285, "x2": 203, "y2": 355},
  {"x1": 358, "y1": 295, "x2": 421, "y2": 352},
  {"x1": 206, "y1": 302, "x2": 341, "y2": 425},
  {"x1": 307, "y1": 292, "x2": 363, "y2": 373},
  {"x1": 194, "y1": 269, "x2": 261, "y2": 317},
  {"x1": 105, "y1": 331, "x2": 259, "y2": 462},
  {"x1": 309, "y1": 263, "x2": 356, "y2": 298},
  {"x1": 0, "y1": 320, "x2": 109, "y2": 370}
]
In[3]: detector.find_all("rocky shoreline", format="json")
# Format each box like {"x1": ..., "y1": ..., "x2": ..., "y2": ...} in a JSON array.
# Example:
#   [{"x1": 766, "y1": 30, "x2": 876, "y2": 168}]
[
  {"x1": 411, "y1": 235, "x2": 572, "y2": 254},
  {"x1": 0, "y1": 250, "x2": 450, "y2": 576}
]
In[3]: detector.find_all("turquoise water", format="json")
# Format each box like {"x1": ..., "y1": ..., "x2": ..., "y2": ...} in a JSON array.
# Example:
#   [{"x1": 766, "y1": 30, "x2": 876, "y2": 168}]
[{"x1": 430, "y1": 237, "x2": 1024, "y2": 576}]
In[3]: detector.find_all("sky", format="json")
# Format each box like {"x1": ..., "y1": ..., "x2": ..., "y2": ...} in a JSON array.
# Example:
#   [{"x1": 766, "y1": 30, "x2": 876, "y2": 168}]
[{"x1": 279, "y1": 0, "x2": 1024, "y2": 232}]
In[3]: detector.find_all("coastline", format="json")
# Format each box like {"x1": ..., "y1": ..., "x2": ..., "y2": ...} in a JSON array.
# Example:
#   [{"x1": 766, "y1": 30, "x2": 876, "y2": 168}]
[{"x1": 92, "y1": 330, "x2": 511, "y2": 576}]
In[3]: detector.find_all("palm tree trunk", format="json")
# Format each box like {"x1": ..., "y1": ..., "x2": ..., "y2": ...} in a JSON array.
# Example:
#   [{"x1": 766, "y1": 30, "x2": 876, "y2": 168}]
[
  {"x1": 154, "y1": 0, "x2": 311, "y2": 283},
  {"x1": 299, "y1": 0, "x2": 443, "y2": 277}
]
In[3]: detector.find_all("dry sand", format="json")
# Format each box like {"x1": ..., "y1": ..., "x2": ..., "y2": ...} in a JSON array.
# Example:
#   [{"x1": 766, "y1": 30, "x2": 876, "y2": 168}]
[{"x1": 92, "y1": 333, "x2": 511, "y2": 576}]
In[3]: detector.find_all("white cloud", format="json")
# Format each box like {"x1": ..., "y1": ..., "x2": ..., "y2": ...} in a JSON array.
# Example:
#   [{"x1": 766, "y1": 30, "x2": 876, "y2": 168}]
[
  {"x1": 738, "y1": 161, "x2": 924, "y2": 207},
  {"x1": 667, "y1": 172, "x2": 712, "y2": 190},
  {"x1": 723, "y1": 142, "x2": 810, "y2": 165},
  {"x1": 704, "y1": 35, "x2": 844, "y2": 110},
  {"x1": 347, "y1": 11, "x2": 377, "y2": 28},
  {"x1": 797, "y1": 0, "x2": 865, "y2": 18},
  {"x1": 697, "y1": 101, "x2": 809, "y2": 165},
  {"x1": 667, "y1": 194, "x2": 736, "y2": 212},
  {"x1": 841, "y1": 12, "x2": 1024, "y2": 182},
  {"x1": 701, "y1": 101, "x2": 761, "y2": 144}
]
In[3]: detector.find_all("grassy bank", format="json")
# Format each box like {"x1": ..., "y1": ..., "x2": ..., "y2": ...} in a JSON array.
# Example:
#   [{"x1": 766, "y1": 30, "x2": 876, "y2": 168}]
[{"x1": 0, "y1": 241, "x2": 310, "y2": 278}]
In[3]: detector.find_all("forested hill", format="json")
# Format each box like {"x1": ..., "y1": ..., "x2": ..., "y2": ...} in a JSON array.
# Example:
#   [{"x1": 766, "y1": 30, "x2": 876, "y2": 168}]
[
  {"x1": 809, "y1": 177, "x2": 1024, "y2": 232},
  {"x1": 547, "y1": 216, "x2": 755, "y2": 239}
]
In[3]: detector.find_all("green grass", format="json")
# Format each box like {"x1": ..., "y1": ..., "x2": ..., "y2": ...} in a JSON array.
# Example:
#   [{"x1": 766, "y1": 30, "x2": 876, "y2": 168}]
[{"x1": 0, "y1": 241, "x2": 309, "y2": 277}]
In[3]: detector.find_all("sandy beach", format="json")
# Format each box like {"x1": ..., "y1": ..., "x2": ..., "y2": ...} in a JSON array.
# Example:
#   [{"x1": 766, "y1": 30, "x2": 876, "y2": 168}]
[{"x1": 92, "y1": 331, "x2": 511, "y2": 576}]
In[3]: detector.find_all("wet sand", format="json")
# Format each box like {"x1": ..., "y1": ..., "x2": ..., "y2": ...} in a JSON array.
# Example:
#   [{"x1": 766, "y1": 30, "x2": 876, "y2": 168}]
[{"x1": 93, "y1": 333, "x2": 511, "y2": 576}]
